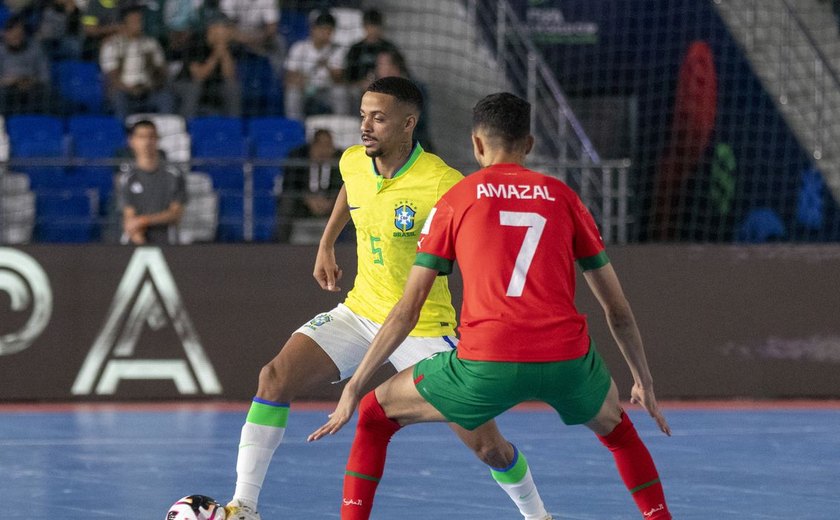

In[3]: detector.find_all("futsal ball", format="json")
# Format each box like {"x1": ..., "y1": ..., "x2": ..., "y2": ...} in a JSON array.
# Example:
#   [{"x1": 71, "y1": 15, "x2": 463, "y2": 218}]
[{"x1": 166, "y1": 495, "x2": 227, "y2": 520}]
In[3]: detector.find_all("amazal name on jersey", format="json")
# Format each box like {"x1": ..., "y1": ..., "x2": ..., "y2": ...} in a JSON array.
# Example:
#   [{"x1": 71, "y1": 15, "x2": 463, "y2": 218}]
[{"x1": 475, "y1": 183, "x2": 556, "y2": 201}]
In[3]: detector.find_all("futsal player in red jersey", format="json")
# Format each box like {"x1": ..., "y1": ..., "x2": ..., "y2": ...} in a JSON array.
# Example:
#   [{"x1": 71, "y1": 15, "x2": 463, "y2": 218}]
[{"x1": 309, "y1": 92, "x2": 673, "y2": 519}]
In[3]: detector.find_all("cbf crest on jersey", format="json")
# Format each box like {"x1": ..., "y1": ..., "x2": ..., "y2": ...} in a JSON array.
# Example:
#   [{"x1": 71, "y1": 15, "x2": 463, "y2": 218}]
[{"x1": 394, "y1": 201, "x2": 417, "y2": 234}]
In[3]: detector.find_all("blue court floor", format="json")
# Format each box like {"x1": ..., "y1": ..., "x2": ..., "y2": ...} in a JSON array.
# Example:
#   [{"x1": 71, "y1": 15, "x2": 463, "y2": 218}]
[{"x1": 1, "y1": 403, "x2": 838, "y2": 519}]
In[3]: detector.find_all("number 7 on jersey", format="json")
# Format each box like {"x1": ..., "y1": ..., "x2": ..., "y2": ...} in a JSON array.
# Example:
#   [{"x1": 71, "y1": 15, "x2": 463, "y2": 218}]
[{"x1": 499, "y1": 211, "x2": 546, "y2": 297}]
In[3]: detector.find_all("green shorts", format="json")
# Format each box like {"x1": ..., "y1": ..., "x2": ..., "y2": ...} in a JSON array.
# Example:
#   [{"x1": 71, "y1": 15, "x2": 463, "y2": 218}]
[{"x1": 412, "y1": 338, "x2": 612, "y2": 430}]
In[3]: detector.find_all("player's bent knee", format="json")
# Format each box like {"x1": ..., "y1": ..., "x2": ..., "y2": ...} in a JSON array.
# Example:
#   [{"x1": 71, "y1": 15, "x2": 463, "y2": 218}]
[
  {"x1": 257, "y1": 360, "x2": 293, "y2": 401},
  {"x1": 357, "y1": 391, "x2": 402, "y2": 439},
  {"x1": 357, "y1": 392, "x2": 383, "y2": 429}
]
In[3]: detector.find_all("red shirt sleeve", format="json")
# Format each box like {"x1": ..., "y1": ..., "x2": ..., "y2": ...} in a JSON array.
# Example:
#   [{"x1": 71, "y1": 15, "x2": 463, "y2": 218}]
[
  {"x1": 572, "y1": 196, "x2": 605, "y2": 261},
  {"x1": 414, "y1": 196, "x2": 457, "y2": 274}
]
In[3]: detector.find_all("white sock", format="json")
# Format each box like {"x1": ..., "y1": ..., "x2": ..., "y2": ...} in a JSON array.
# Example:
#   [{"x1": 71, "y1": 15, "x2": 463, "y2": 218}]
[
  {"x1": 232, "y1": 421, "x2": 285, "y2": 507},
  {"x1": 491, "y1": 447, "x2": 549, "y2": 519}
]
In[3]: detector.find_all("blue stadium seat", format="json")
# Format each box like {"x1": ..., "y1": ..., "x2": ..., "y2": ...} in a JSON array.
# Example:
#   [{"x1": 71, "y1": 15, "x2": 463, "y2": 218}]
[
  {"x1": 216, "y1": 191, "x2": 244, "y2": 242},
  {"x1": 6, "y1": 115, "x2": 68, "y2": 190},
  {"x1": 253, "y1": 191, "x2": 277, "y2": 242},
  {"x1": 188, "y1": 115, "x2": 244, "y2": 142},
  {"x1": 214, "y1": 191, "x2": 277, "y2": 242},
  {"x1": 279, "y1": 9, "x2": 310, "y2": 47},
  {"x1": 54, "y1": 60, "x2": 105, "y2": 114},
  {"x1": 238, "y1": 55, "x2": 283, "y2": 116},
  {"x1": 35, "y1": 190, "x2": 97, "y2": 242},
  {"x1": 67, "y1": 115, "x2": 126, "y2": 210},
  {"x1": 248, "y1": 117, "x2": 305, "y2": 191},
  {"x1": 189, "y1": 116, "x2": 247, "y2": 192},
  {"x1": 247, "y1": 117, "x2": 305, "y2": 153}
]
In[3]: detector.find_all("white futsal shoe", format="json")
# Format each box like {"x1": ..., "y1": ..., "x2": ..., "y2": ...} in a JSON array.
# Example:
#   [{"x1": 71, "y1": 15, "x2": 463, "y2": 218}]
[{"x1": 224, "y1": 499, "x2": 261, "y2": 520}]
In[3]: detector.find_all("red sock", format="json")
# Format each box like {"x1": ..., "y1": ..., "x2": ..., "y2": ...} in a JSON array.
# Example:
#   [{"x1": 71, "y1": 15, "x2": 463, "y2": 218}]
[
  {"x1": 341, "y1": 391, "x2": 401, "y2": 519},
  {"x1": 597, "y1": 412, "x2": 671, "y2": 519}
]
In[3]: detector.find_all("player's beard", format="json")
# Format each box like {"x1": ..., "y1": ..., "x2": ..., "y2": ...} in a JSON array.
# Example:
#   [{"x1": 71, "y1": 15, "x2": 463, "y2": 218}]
[{"x1": 364, "y1": 144, "x2": 383, "y2": 158}]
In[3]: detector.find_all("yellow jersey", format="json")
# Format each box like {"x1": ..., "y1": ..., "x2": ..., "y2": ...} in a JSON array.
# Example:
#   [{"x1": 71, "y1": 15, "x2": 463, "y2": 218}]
[{"x1": 341, "y1": 142, "x2": 463, "y2": 336}]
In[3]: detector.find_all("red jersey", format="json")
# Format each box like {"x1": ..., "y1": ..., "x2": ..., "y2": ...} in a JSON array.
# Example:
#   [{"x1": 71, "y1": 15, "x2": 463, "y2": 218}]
[{"x1": 414, "y1": 163, "x2": 608, "y2": 362}]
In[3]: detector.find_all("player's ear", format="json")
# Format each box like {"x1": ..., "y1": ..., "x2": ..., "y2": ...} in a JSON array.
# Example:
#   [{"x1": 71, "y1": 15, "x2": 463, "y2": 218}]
[
  {"x1": 404, "y1": 113, "x2": 417, "y2": 133},
  {"x1": 472, "y1": 132, "x2": 484, "y2": 163},
  {"x1": 524, "y1": 134, "x2": 535, "y2": 155}
]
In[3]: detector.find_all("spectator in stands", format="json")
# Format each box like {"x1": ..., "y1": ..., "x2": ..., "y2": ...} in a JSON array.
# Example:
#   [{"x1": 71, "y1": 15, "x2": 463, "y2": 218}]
[
  {"x1": 81, "y1": 0, "x2": 126, "y2": 60},
  {"x1": 173, "y1": 18, "x2": 242, "y2": 118},
  {"x1": 0, "y1": 15, "x2": 52, "y2": 114},
  {"x1": 164, "y1": 0, "x2": 213, "y2": 59},
  {"x1": 119, "y1": 119, "x2": 186, "y2": 245},
  {"x1": 219, "y1": 0, "x2": 284, "y2": 78},
  {"x1": 374, "y1": 47, "x2": 434, "y2": 151},
  {"x1": 277, "y1": 128, "x2": 343, "y2": 243},
  {"x1": 100, "y1": 5, "x2": 174, "y2": 121},
  {"x1": 344, "y1": 9, "x2": 399, "y2": 106},
  {"x1": 36, "y1": 0, "x2": 83, "y2": 60},
  {"x1": 284, "y1": 9, "x2": 349, "y2": 121}
]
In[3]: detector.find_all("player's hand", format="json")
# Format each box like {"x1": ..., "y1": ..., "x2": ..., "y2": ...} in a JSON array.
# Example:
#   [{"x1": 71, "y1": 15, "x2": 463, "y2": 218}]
[
  {"x1": 313, "y1": 246, "x2": 343, "y2": 292},
  {"x1": 630, "y1": 383, "x2": 671, "y2": 436},
  {"x1": 124, "y1": 215, "x2": 148, "y2": 235},
  {"x1": 307, "y1": 387, "x2": 360, "y2": 442}
]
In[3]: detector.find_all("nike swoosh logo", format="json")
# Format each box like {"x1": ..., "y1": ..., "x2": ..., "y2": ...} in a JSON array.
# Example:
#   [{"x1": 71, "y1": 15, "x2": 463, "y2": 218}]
[
  {"x1": 518, "y1": 491, "x2": 533, "y2": 500},
  {"x1": 349, "y1": 206, "x2": 361, "y2": 210}
]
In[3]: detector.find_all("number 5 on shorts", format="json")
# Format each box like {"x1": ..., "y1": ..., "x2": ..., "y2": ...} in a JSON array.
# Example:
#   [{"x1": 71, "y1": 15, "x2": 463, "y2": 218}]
[{"x1": 499, "y1": 211, "x2": 546, "y2": 297}]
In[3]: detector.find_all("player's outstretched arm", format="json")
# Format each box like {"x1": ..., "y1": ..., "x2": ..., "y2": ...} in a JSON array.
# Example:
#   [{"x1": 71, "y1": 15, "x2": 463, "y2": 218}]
[
  {"x1": 308, "y1": 265, "x2": 439, "y2": 441},
  {"x1": 583, "y1": 262, "x2": 671, "y2": 436},
  {"x1": 313, "y1": 184, "x2": 351, "y2": 291}
]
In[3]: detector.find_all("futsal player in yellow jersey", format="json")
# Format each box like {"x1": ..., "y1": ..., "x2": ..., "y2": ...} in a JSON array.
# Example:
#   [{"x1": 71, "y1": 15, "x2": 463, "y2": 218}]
[
  {"x1": 340, "y1": 140, "x2": 460, "y2": 335},
  {"x1": 225, "y1": 77, "x2": 553, "y2": 520}
]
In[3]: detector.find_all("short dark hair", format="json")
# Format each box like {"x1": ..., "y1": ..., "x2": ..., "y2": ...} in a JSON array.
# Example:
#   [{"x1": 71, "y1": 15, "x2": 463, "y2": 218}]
[
  {"x1": 119, "y1": 4, "x2": 145, "y2": 20},
  {"x1": 4, "y1": 14, "x2": 25, "y2": 31},
  {"x1": 311, "y1": 10, "x2": 336, "y2": 28},
  {"x1": 472, "y1": 92, "x2": 531, "y2": 147},
  {"x1": 312, "y1": 128, "x2": 333, "y2": 141},
  {"x1": 128, "y1": 119, "x2": 158, "y2": 136},
  {"x1": 366, "y1": 76, "x2": 424, "y2": 114},
  {"x1": 363, "y1": 9, "x2": 383, "y2": 26}
]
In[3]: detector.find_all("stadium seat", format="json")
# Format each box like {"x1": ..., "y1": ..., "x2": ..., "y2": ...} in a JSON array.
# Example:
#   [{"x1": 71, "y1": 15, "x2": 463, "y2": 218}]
[
  {"x1": 54, "y1": 60, "x2": 105, "y2": 114},
  {"x1": 34, "y1": 189, "x2": 98, "y2": 242},
  {"x1": 1, "y1": 173, "x2": 35, "y2": 244},
  {"x1": 247, "y1": 117, "x2": 305, "y2": 152},
  {"x1": 68, "y1": 115, "x2": 125, "y2": 158},
  {"x1": 0, "y1": 4, "x2": 10, "y2": 30},
  {"x1": 0, "y1": 172, "x2": 30, "y2": 194},
  {"x1": 238, "y1": 55, "x2": 283, "y2": 116},
  {"x1": 6, "y1": 115, "x2": 68, "y2": 191},
  {"x1": 737, "y1": 208, "x2": 785, "y2": 243},
  {"x1": 252, "y1": 191, "x2": 277, "y2": 242},
  {"x1": 159, "y1": 132, "x2": 191, "y2": 163},
  {"x1": 305, "y1": 114, "x2": 360, "y2": 150},
  {"x1": 188, "y1": 115, "x2": 244, "y2": 142},
  {"x1": 247, "y1": 117, "x2": 305, "y2": 191},
  {"x1": 279, "y1": 9, "x2": 309, "y2": 46},
  {"x1": 0, "y1": 115, "x2": 8, "y2": 162},
  {"x1": 178, "y1": 172, "x2": 218, "y2": 244},
  {"x1": 124, "y1": 113, "x2": 186, "y2": 138},
  {"x1": 189, "y1": 116, "x2": 247, "y2": 191},
  {"x1": 216, "y1": 191, "x2": 244, "y2": 242},
  {"x1": 67, "y1": 115, "x2": 125, "y2": 210},
  {"x1": 0, "y1": 132, "x2": 9, "y2": 163},
  {"x1": 330, "y1": 7, "x2": 365, "y2": 48},
  {"x1": 0, "y1": 191, "x2": 35, "y2": 244}
]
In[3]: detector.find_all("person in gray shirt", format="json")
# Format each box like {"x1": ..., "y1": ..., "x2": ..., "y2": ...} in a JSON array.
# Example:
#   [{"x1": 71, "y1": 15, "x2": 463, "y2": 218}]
[
  {"x1": 119, "y1": 120, "x2": 187, "y2": 244},
  {"x1": 0, "y1": 15, "x2": 52, "y2": 114}
]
